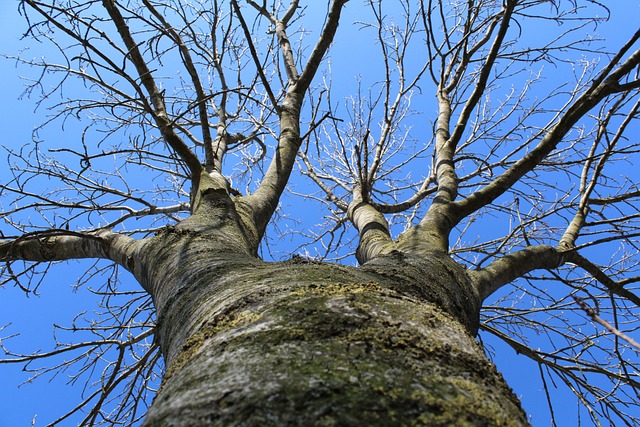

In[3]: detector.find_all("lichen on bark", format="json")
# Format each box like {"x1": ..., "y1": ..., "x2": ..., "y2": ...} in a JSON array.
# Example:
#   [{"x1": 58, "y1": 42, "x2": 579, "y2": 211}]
[{"x1": 138, "y1": 242, "x2": 528, "y2": 427}]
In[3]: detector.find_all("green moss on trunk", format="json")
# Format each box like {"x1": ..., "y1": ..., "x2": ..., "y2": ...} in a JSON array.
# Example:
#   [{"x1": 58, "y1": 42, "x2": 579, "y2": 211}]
[{"x1": 139, "y1": 243, "x2": 528, "y2": 426}]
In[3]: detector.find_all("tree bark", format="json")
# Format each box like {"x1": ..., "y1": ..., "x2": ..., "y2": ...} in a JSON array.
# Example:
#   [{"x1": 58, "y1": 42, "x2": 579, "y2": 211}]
[{"x1": 133, "y1": 212, "x2": 528, "y2": 426}]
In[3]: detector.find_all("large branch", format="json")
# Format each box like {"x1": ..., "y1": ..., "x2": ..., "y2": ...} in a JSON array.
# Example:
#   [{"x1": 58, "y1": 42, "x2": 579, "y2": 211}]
[
  {"x1": 243, "y1": 0, "x2": 348, "y2": 239},
  {"x1": 1, "y1": 229, "x2": 144, "y2": 282},
  {"x1": 245, "y1": 0, "x2": 301, "y2": 84},
  {"x1": 405, "y1": 1, "x2": 516, "y2": 251},
  {"x1": 140, "y1": 0, "x2": 215, "y2": 169},
  {"x1": 449, "y1": 39, "x2": 640, "y2": 227},
  {"x1": 101, "y1": 0, "x2": 202, "y2": 177},
  {"x1": 347, "y1": 186, "x2": 394, "y2": 264},
  {"x1": 470, "y1": 245, "x2": 565, "y2": 302},
  {"x1": 292, "y1": 0, "x2": 347, "y2": 95},
  {"x1": 472, "y1": 244, "x2": 640, "y2": 306},
  {"x1": 445, "y1": 0, "x2": 516, "y2": 151},
  {"x1": 231, "y1": 0, "x2": 279, "y2": 109}
]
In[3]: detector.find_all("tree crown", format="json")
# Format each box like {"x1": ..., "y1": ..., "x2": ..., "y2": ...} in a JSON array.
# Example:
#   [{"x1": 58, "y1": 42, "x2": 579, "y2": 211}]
[{"x1": 1, "y1": 0, "x2": 639, "y2": 425}]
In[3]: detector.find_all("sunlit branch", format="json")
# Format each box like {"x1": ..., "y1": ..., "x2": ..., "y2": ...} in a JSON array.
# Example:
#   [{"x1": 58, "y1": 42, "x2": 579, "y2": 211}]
[
  {"x1": 246, "y1": 0, "x2": 300, "y2": 84},
  {"x1": 140, "y1": 0, "x2": 215, "y2": 169},
  {"x1": 347, "y1": 186, "x2": 394, "y2": 264},
  {"x1": 245, "y1": 0, "x2": 348, "y2": 240},
  {"x1": 294, "y1": 0, "x2": 347, "y2": 94},
  {"x1": 589, "y1": 190, "x2": 640, "y2": 206},
  {"x1": 1, "y1": 229, "x2": 144, "y2": 286},
  {"x1": 447, "y1": 1, "x2": 517, "y2": 151},
  {"x1": 371, "y1": 178, "x2": 436, "y2": 214},
  {"x1": 298, "y1": 151, "x2": 349, "y2": 212},
  {"x1": 471, "y1": 244, "x2": 565, "y2": 302},
  {"x1": 567, "y1": 252, "x2": 640, "y2": 306},
  {"x1": 560, "y1": 96, "x2": 640, "y2": 249},
  {"x1": 572, "y1": 295, "x2": 640, "y2": 351},
  {"x1": 231, "y1": 0, "x2": 279, "y2": 109},
  {"x1": 406, "y1": 2, "x2": 517, "y2": 252}
]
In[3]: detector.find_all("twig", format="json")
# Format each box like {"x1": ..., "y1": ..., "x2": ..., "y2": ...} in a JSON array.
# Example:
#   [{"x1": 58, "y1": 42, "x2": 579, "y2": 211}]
[{"x1": 572, "y1": 295, "x2": 640, "y2": 351}]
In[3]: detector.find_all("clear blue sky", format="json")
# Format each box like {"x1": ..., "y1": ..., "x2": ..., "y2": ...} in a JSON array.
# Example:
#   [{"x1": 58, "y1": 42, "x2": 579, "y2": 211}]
[{"x1": 1, "y1": 1, "x2": 639, "y2": 426}]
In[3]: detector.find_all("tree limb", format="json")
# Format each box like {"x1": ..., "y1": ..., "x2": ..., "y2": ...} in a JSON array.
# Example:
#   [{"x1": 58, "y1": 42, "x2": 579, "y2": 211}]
[
  {"x1": 471, "y1": 245, "x2": 566, "y2": 302},
  {"x1": 231, "y1": 0, "x2": 279, "y2": 109},
  {"x1": 140, "y1": 0, "x2": 215, "y2": 169},
  {"x1": 243, "y1": 0, "x2": 348, "y2": 239},
  {"x1": 572, "y1": 295, "x2": 640, "y2": 351},
  {"x1": 1, "y1": 229, "x2": 145, "y2": 288},
  {"x1": 100, "y1": 0, "x2": 202, "y2": 177},
  {"x1": 450, "y1": 42, "x2": 640, "y2": 227},
  {"x1": 347, "y1": 186, "x2": 394, "y2": 264},
  {"x1": 567, "y1": 253, "x2": 640, "y2": 307}
]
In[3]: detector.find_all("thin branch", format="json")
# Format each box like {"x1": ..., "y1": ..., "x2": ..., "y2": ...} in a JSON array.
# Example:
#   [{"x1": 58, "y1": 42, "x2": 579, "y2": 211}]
[
  {"x1": 568, "y1": 253, "x2": 640, "y2": 306},
  {"x1": 572, "y1": 295, "x2": 640, "y2": 351},
  {"x1": 231, "y1": 0, "x2": 279, "y2": 109},
  {"x1": 140, "y1": 0, "x2": 215, "y2": 168}
]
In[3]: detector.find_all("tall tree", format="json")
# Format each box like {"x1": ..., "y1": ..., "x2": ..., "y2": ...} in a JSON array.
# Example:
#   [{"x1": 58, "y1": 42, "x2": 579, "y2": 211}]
[{"x1": 1, "y1": 0, "x2": 639, "y2": 425}]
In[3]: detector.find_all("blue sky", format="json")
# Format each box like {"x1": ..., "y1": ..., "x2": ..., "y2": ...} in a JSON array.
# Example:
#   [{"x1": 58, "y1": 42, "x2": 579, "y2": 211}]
[
  {"x1": 0, "y1": 4, "x2": 105, "y2": 424},
  {"x1": 1, "y1": 1, "x2": 639, "y2": 426}
]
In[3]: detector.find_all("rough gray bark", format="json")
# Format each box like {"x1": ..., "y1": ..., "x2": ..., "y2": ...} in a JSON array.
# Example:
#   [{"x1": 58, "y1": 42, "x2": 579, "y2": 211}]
[{"x1": 138, "y1": 233, "x2": 525, "y2": 426}]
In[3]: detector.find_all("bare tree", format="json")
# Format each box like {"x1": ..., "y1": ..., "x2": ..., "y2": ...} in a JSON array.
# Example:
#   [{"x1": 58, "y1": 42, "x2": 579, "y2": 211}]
[{"x1": 1, "y1": 0, "x2": 639, "y2": 425}]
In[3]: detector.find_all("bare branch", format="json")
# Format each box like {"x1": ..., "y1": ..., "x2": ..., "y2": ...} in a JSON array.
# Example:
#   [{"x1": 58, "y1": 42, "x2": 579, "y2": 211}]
[
  {"x1": 1, "y1": 229, "x2": 144, "y2": 286},
  {"x1": 100, "y1": 0, "x2": 202, "y2": 176},
  {"x1": 471, "y1": 244, "x2": 565, "y2": 302},
  {"x1": 573, "y1": 295, "x2": 640, "y2": 351},
  {"x1": 568, "y1": 252, "x2": 640, "y2": 307},
  {"x1": 231, "y1": 0, "x2": 279, "y2": 110},
  {"x1": 140, "y1": 0, "x2": 215, "y2": 169},
  {"x1": 244, "y1": 0, "x2": 348, "y2": 239},
  {"x1": 451, "y1": 42, "x2": 640, "y2": 227}
]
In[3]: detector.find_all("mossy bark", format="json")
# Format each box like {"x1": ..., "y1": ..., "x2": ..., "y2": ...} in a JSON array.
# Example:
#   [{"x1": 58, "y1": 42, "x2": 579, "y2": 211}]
[{"x1": 135, "y1": 225, "x2": 529, "y2": 426}]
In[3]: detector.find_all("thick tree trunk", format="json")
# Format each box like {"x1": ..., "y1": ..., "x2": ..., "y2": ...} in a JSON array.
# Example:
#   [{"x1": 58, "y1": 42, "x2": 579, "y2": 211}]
[{"x1": 134, "y1": 224, "x2": 529, "y2": 426}]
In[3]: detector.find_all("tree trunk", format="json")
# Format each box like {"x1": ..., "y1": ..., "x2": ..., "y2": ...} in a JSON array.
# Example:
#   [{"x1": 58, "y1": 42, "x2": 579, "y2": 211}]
[{"x1": 134, "y1": 225, "x2": 529, "y2": 426}]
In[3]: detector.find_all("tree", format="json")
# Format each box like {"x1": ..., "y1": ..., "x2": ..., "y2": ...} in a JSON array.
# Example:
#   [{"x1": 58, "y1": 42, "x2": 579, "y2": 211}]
[{"x1": 1, "y1": 0, "x2": 639, "y2": 425}]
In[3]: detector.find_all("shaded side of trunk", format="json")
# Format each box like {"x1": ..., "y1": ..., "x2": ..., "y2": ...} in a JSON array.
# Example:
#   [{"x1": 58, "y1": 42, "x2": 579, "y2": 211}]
[{"x1": 136, "y1": 230, "x2": 528, "y2": 426}]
